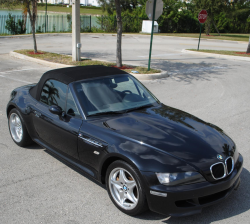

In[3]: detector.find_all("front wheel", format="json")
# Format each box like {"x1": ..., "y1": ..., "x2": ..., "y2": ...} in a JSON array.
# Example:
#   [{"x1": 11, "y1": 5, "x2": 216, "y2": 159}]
[
  {"x1": 106, "y1": 160, "x2": 148, "y2": 216},
  {"x1": 8, "y1": 108, "x2": 33, "y2": 147}
]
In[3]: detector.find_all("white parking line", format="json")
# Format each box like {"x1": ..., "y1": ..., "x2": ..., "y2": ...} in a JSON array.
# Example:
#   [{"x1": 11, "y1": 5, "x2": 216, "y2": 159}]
[
  {"x1": 0, "y1": 68, "x2": 36, "y2": 74},
  {"x1": 0, "y1": 75, "x2": 31, "y2": 84},
  {"x1": 0, "y1": 68, "x2": 35, "y2": 84}
]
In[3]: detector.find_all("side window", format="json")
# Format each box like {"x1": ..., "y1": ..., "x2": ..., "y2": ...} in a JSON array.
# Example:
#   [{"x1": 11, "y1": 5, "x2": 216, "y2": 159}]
[
  {"x1": 40, "y1": 79, "x2": 67, "y2": 110},
  {"x1": 66, "y1": 88, "x2": 81, "y2": 118}
]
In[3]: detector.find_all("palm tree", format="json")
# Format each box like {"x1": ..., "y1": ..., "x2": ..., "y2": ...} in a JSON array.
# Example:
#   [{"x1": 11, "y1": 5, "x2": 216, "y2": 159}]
[{"x1": 41, "y1": 82, "x2": 59, "y2": 105}]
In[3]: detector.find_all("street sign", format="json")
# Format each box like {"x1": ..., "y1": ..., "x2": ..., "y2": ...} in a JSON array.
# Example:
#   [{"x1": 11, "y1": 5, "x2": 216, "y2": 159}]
[
  {"x1": 198, "y1": 10, "x2": 208, "y2": 24},
  {"x1": 146, "y1": 0, "x2": 163, "y2": 20},
  {"x1": 197, "y1": 10, "x2": 208, "y2": 50}
]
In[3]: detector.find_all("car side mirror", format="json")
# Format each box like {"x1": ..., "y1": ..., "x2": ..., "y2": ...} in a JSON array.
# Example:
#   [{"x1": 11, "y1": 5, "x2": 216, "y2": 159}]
[{"x1": 49, "y1": 105, "x2": 62, "y2": 115}]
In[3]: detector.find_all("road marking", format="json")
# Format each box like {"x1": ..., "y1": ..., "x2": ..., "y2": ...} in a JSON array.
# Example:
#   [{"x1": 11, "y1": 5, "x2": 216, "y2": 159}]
[
  {"x1": 0, "y1": 68, "x2": 36, "y2": 74},
  {"x1": 0, "y1": 75, "x2": 31, "y2": 84},
  {"x1": 0, "y1": 68, "x2": 35, "y2": 84}
]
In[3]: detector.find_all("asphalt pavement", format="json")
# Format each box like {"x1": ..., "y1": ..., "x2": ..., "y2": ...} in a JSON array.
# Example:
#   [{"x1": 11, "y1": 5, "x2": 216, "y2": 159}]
[{"x1": 0, "y1": 34, "x2": 250, "y2": 224}]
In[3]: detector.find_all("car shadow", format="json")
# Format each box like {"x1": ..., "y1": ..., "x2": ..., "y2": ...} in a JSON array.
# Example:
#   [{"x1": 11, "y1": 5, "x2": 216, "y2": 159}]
[
  {"x1": 136, "y1": 168, "x2": 250, "y2": 223},
  {"x1": 25, "y1": 142, "x2": 44, "y2": 150},
  {"x1": 44, "y1": 149, "x2": 106, "y2": 190}
]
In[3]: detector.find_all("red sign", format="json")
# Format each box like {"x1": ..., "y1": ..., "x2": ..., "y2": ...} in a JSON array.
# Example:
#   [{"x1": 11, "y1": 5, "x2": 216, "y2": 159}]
[{"x1": 198, "y1": 10, "x2": 208, "y2": 24}]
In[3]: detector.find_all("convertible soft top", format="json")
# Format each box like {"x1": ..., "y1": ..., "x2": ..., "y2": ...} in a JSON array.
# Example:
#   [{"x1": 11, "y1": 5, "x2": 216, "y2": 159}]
[{"x1": 30, "y1": 65, "x2": 128, "y2": 101}]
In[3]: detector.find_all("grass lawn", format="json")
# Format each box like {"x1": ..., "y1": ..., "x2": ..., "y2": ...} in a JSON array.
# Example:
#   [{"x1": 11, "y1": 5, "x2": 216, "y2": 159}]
[
  {"x1": 15, "y1": 50, "x2": 161, "y2": 74},
  {"x1": 155, "y1": 33, "x2": 250, "y2": 42},
  {"x1": 187, "y1": 49, "x2": 250, "y2": 57}
]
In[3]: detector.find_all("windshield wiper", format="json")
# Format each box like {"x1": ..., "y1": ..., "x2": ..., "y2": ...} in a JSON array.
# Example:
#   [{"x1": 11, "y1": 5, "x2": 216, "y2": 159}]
[
  {"x1": 87, "y1": 110, "x2": 125, "y2": 117},
  {"x1": 122, "y1": 104, "x2": 153, "y2": 113},
  {"x1": 88, "y1": 104, "x2": 153, "y2": 117}
]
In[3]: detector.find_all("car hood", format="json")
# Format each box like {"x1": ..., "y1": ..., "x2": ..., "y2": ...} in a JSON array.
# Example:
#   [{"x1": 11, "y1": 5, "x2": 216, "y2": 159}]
[{"x1": 105, "y1": 104, "x2": 236, "y2": 170}]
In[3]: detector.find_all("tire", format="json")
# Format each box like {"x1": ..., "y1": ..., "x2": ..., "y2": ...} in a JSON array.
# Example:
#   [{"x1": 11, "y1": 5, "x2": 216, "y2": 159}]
[
  {"x1": 8, "y1": 108, "x2": 33, "y2": 147},
  {"x1": 106, "y1": 160, "x2": 148, "y2": 216}
]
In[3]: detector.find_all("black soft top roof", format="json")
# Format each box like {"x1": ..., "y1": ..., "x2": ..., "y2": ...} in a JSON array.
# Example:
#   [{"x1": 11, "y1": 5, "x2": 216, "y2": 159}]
[{"x1": 30, "y1": 65, "x2": 128, "y2": 100}]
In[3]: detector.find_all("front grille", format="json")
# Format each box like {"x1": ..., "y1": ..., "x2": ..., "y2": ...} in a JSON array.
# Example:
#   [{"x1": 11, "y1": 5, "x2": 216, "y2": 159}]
[
  {"x1": 210, "y1": 162, "x2": 226, "y2": 180},
  {"x1": 175, "y1": 179, "x2": 238, "y2": 208},
  {"x1": 225, "y1": 157, "x2": 234, "y2": 175}
]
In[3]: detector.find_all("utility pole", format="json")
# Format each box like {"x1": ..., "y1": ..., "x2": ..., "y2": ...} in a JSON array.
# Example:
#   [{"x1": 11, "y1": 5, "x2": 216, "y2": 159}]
[
  {"x1": 72, "y1": 0, "x2": 81, "y2": 61},
  {"x1": 45, "y1": 0, "x2": 47, "y2": 33}
]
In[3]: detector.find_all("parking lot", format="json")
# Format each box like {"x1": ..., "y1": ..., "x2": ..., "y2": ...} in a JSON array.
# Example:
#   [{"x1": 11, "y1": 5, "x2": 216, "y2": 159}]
[{"x1": 0, "y1": 34, "x2": 250, "y2": 224}]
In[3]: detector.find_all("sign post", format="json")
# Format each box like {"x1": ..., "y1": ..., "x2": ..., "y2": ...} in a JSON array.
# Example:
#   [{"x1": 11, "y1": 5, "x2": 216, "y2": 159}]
[
  {"x1": 197, "y1": 10, "x2": 208, "y2": 51},
  {"x1": 148, "y1": 0, "x2": 157, "y2": 71},
  {"x1": 146, "y1": 0, "x2": 163, "y2": 71}
]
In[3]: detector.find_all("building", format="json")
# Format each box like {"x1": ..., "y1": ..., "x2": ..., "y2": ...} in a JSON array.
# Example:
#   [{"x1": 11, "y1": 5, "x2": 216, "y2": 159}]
[{"x1": 39, "y1": 0, "x2": 100, "y2": 7}]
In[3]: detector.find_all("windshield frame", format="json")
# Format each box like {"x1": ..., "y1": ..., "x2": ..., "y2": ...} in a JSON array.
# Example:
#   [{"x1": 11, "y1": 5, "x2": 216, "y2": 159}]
[{"x1": 72, "y1": 73, "x2": 161, "y2": 118}]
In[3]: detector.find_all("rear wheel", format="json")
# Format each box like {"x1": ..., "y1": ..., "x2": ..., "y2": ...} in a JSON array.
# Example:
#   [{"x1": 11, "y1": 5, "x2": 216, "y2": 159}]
[
  {"x1": 106, "y1": 160, "x2": 148, "y2": 216},
  {"x1": 8, "y1": 108, "x2": 33, "y2": 147}
]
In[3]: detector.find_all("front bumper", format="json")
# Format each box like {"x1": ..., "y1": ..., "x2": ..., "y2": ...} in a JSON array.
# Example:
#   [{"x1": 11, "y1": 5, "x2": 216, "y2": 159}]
[{"x1": 141, "y1": 153, "x2": 243, "y2": 217}]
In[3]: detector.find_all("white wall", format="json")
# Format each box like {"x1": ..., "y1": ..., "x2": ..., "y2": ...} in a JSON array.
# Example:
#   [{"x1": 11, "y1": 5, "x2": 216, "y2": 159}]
[
  {"x1": 39, "y1": 0, "x2": 100, "y2": 7},
  {"x1": 80, "y1": 0, "x2": 100, "y2": 6}
]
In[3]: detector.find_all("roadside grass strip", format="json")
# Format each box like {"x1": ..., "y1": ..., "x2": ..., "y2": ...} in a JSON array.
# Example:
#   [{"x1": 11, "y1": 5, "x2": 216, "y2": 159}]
[
  {"x1": 155, "y1": 33, "x2": 249, "y2": 42},
  {"x1": 188, "y1": 49, "x2": 250, "y2": 57},
  {"x1": 14, "y1": 50, "x2": 161, "y2": 74}
]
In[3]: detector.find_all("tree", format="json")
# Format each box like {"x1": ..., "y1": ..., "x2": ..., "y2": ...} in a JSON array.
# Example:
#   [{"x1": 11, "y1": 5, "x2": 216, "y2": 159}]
[
  {"x1": 99, "y1": 0, "x2": 142, "y2": 67},
  {"x1": 0, "y1": 0, "x2": 38, "y2": 53},
  {"x1": 192, "y1": 0, "x2": 229, "y2": 36},
  {"x1": 5, "y1": 13, "x2": 26, "y2": 34},
  {"x1": 158, "y1": 0, "x2": 199, "y2": 33}
]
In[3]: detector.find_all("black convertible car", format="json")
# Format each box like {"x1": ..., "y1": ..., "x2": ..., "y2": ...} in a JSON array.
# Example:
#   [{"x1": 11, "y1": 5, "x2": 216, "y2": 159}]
[{"x1": 7, "y1": 66, "x2": 243, "y2": 217}]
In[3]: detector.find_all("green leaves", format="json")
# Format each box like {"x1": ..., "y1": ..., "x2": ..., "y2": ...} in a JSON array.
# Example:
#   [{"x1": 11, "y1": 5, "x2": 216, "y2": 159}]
[{"x1": 5, "y1": 13, "x2": 26, "y2": 34}]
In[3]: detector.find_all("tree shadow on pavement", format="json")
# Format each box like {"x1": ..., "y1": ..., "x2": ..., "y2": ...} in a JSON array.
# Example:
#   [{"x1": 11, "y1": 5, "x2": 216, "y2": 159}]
[
  {"x1": 136, "y1": 168, "x2": 250, "y2": 223},
  {"x1": 150, "y1": 59, "x2": 229, "y2": 84}
]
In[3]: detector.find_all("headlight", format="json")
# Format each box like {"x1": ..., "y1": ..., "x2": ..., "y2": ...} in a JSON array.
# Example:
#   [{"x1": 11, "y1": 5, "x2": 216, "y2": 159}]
[{"x1": 156, "y1": 172, "x2": 206, "y2": 186}]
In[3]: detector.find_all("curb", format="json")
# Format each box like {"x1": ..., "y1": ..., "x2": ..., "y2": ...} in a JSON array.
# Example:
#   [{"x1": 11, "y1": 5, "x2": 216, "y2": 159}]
[
  {"x1": 9, "y1": 51, "x2": 168, "y2": 80},
  {"x1": 182, "y1": 49, "x2": 250, "y2": 62},
  {"x1": 2, "y1": 33, "x2": 248, "y2": 44},
  {"x1": 162, "y1": 36, "x2": 248, "y2": 44},
  {"x1": 130, "y1": 71, "x2": 168, "y2": 80},
  {"x1": 10, "y1": 51, "x2": 72, "y2": 69}
]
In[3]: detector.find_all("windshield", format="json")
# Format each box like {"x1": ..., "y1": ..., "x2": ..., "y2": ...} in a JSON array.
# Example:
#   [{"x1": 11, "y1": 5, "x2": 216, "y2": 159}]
[{"x1": 73, "y1": 74, "x2": 159, "y2": 116}]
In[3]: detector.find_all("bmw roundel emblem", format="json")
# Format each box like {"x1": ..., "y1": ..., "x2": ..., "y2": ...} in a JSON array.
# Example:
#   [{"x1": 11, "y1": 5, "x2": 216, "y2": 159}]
[
  {"x1": 217, "y1": 154, "x2": 223, "y2": 160},
  {"x1": 123, "y1": 186, "x2": 127, "y2": 191}
]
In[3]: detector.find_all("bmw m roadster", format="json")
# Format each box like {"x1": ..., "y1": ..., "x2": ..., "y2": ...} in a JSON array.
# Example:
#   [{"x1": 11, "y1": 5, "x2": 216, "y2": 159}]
[{"x1": 7, "y1": 65, "x2": 243, "y2": 217}]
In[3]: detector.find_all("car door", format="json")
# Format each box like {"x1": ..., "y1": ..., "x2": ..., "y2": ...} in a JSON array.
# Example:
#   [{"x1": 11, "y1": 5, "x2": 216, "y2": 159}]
[
  {"x1": 32, "y1": 79, "x2": 82, "y2": 160},
  {"x1": 77, "y1": 123, "x2": 108, "y2": 174}
]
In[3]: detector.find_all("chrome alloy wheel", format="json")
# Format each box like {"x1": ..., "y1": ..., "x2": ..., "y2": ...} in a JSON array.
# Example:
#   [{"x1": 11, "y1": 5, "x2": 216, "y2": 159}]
[
  {"x1": 109, "y1": 168, "x2": 139, "y2": 210},
  {"x1": 9, "y1": 113, "x2": 23, "y2": 143}
]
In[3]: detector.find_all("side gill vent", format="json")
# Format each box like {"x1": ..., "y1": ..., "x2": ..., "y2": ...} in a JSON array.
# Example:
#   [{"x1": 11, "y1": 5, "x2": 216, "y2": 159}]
[{"x1": 103, "y1": 121, "x2": 116, "y2": 130}]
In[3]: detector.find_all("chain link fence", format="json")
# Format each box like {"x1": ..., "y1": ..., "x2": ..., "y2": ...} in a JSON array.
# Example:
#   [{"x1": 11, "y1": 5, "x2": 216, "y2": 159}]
[{"x1": 0, "y1": 14, "x2": 92, "y2": 34}]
